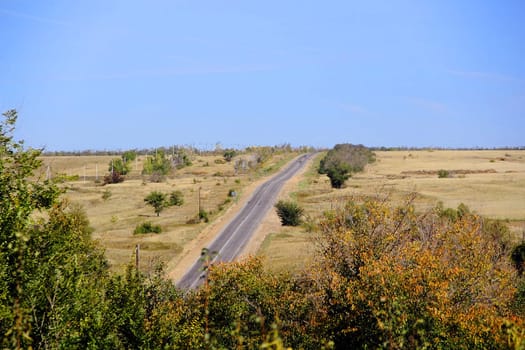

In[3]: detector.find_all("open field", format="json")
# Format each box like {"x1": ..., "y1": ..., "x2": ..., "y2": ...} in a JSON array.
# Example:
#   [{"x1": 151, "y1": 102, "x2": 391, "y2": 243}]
[
  {"x1": 258, "y1": 150, "x2": 525, "y2": 272},
  {"x1": 40, "y1": 151, "x2": 301, "y2": 273}
]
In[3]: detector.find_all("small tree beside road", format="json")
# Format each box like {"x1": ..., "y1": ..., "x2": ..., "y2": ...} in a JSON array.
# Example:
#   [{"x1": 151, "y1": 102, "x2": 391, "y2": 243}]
[{"x1": 275, "y1": 200, "x2": 304, "y2": 226}]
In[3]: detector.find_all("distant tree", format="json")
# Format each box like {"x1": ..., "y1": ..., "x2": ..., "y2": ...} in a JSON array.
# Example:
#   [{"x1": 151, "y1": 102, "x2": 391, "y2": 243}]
[
  {"x1": 142, "y1": 150, "x2": 172, "y2": 176},
  {"x1": 144, "y1": 191, "x2": 167, "y2": 216},
  {"x1": 223, "y1": 149, "x2": 237, "y2": 162},
  {"x1": 172, "y1": 149, "x2": 192, "y2": 169},
  {"x1": 319, "y1": 144, "x2": 375, "y2": 188},
  {"x1": 144, "y1": 190, "x2": 184, "y2": 216},
  {"x1": 122, "y1": 150, "x2": 137, "y2": 163},
  {"x1": 275, "y1": 200, "x2": 304, "y2": 226},
  {"x1": 109, "y1": 158, "x2": 131, "y2": 176}
]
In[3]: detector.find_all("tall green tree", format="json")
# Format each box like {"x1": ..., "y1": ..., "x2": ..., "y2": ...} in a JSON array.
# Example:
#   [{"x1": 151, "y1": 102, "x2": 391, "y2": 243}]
[
  {"x1": 0, "y1": 110, "x2": 60, "y2": 348},
  {"x1": 0, "y1": 110, "x2": 118, "y2": 349}
]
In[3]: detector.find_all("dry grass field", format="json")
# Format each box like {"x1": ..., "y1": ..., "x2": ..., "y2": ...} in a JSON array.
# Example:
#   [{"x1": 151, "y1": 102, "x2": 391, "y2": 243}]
[
  {"x1": 40, "y1": 152, "x2": 299, "y2": 274},
  {"x1": 258, "y1": 150, "x2": 525, "y2": 272},
  {"x1": 38, "y1": 149, "x2": 525, "y2": 275}
]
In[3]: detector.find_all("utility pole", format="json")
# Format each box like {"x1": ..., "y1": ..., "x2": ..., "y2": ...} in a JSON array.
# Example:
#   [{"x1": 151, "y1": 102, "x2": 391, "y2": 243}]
[{"x1": 95, "y1": 163, "x2": 98, "y2": 181}]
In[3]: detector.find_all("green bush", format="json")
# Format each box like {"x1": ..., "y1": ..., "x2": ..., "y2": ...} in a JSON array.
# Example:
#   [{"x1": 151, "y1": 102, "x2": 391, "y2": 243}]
[
  {"x1": 199, "y1": 209, "x2": 209, "y2": 223},
  {"x1": 438, "y1": 169, "x2": 450, "y2": 178},
  {"x1": 134, "y1": 221, "x2": 162, "y2": 234},
  {"x1": 169, "y1": 190, "x2": 184, "y2": 206},
  {"x1": 275, "y1": 200, "x2": 304, "y2": 226}
]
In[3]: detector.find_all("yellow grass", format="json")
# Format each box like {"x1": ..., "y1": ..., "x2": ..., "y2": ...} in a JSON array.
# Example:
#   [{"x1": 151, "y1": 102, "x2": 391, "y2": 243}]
[{"x1": 259, "y1": 150, "x2": 525, "y2": 272}]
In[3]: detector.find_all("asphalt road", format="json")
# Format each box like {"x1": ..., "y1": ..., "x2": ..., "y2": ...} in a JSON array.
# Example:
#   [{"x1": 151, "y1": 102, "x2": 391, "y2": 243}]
[{"x1": 177, "y1": 153, "x2": 313, "y2": 290}]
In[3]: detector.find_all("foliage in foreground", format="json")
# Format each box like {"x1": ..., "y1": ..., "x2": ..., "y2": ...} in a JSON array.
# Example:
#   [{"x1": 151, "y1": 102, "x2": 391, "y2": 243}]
[{"x1": 1, "y1": 110, "x2": 524, "y2": 349}]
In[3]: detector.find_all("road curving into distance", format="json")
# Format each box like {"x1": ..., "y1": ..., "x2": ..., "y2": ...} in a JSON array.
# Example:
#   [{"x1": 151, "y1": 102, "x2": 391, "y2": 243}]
[{"x1": 177, "y1": 153, "x2": 314, "y2": 290}]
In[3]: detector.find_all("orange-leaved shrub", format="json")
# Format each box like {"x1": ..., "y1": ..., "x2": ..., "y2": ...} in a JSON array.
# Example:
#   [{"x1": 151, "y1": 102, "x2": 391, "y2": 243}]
[{"x1": 305, "y1": 196, "x2": 523, "y2": 349}]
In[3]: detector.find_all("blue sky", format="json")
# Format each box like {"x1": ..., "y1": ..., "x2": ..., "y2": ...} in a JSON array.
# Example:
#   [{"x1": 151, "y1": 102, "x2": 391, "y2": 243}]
[{"x1": 1, "y1": 1, "x2": 524, "y2": 150}]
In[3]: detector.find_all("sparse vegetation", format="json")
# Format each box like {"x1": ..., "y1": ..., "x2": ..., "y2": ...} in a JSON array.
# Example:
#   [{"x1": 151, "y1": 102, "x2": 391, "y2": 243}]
[{"x1": 101, "y1": 189, "x2": 112, "y2": 201}]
